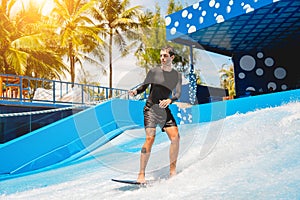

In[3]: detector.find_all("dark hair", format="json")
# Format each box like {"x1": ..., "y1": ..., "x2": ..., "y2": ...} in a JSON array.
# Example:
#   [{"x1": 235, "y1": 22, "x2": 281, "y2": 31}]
[{"x1": 161, "y1": 46, "x2": 175, "y2": 57}]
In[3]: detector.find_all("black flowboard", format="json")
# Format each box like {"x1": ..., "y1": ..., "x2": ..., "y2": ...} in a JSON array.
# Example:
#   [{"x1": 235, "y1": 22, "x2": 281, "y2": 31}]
[{"x1": 111, "y1": 179, "x2": 147, "y2": 185}]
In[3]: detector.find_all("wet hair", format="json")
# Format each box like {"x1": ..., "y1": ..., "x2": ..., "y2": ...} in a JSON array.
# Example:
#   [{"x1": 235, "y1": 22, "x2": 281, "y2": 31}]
[{"x1": 161, "y1": 46, "x2": 176, "y2": 57}]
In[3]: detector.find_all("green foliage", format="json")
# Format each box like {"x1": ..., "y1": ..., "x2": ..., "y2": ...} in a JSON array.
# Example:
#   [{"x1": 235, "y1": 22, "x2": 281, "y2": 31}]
[
  {"x1": 0, "y1": 0, "x2": 68, "y2": 80},
  {"x1": 219, "y1": 65, "x2": 236, "y2": 96},
  {"x1": 0, "y1": 0, "x2": 200, "y2": 90},
  {"x1": 91, "y1": 0, "x2": 147, "y2": 95},
  {"x1": 51, "y1": 0, "x2": 106, "y2": 85},
  {"x1": 135, "y1": 1, "x2": 190, "y2": 74}
]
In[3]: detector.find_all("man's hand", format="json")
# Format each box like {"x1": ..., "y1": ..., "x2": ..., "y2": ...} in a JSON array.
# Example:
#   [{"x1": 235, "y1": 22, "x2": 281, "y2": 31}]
[
  {"x1": 159, "y1": 99, "x2": 172, "y2": 108},
  {"x1": 128, "y1": 90, "x2": 137, "y2": 97}
]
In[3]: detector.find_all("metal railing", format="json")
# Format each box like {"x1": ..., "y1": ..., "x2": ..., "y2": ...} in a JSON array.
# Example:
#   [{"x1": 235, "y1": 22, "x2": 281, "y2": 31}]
[{"x1": 0, "y1": 74, "x2": 133, "y2": 105}]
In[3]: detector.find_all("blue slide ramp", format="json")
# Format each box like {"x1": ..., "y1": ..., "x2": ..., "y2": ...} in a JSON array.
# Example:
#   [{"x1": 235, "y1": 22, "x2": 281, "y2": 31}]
[
  {"x1": 0, "y1": 89, "x2": 300, "y2": 180},
  {"x1": 0, "y1": 99, "x2": 145, "y2": 177}
]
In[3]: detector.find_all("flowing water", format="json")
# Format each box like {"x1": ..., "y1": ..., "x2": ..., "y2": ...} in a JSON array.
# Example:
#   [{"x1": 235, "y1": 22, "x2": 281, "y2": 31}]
[{"x1": 1, "y1": 102, "x2": 300, "y2": 200}]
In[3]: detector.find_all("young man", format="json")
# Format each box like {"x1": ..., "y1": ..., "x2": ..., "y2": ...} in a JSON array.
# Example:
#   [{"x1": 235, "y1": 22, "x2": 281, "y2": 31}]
[{"x1": 129, "y1": 46, "x2": 182, "y2": 183}]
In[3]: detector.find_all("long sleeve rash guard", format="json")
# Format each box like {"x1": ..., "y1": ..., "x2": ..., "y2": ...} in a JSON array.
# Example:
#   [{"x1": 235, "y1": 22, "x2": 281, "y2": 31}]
[{"x1": 136, "y1": 67, "x2": 182, "y2": 106}]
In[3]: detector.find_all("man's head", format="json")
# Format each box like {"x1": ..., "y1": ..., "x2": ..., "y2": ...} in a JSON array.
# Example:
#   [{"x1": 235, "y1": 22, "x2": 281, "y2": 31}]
[
  {"x1": 161, "y1": 46, "x2": 175, "y2": 57},
  {"x1": 160, "y1": 46, "x2": 175, "y2": 67}
]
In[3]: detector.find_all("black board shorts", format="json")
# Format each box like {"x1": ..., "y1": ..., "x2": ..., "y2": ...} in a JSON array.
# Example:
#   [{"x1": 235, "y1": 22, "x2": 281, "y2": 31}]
[{"x1": 143, "y1": 104, "x2": 177, "y2": 132}]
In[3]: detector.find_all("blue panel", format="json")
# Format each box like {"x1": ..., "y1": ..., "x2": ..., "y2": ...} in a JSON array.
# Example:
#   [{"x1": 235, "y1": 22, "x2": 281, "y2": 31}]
[
  {"x1": 0, "y1": 104, "x2": 82, "y2": 143},
  {"x1": 166, "y1": 0, "x2": 276, "y2": 41},
  {"x1": 233, "y1": 49, "x2": 298, "y2": 97},
  {"x1": 181, "y1": 88, "x2": 300, "y2": 124}
]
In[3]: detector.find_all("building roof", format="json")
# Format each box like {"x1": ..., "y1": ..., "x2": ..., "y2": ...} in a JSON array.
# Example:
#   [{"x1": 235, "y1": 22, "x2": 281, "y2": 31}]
[{"x1": 166, "y1": 0, "x2": 300, "y2": 56}]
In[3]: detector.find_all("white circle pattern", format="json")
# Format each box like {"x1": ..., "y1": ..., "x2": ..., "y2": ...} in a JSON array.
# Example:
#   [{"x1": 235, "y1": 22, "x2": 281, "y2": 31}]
[
  {"x1": 240, "y1": 55, "x2": 256, "y2": 71},
  {"x1": 274, "y1": 67, "x2": 286, "y2": 79},
  {"x1": 237, "y1": 52, "x2": 288, "y2": 93},
  {"x1": 265, "y1": 57, "x2": 274, "y2": 67}
]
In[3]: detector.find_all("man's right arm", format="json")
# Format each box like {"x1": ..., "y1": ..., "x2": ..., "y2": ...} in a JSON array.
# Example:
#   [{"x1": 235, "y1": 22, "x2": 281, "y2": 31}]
[
  {"x1": 136, "y1": 84, "x2": 149, "y2": 94},
  {"x1": 129, "y1": 84, "x2": 149, "y2": 97},
  {"x1": 129, "y1": 69, "x2": 153, "y2": 96}
]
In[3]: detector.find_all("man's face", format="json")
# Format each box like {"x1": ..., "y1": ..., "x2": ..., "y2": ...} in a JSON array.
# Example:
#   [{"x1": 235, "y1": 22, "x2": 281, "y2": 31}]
[{"x1": 160, "y1": 50, "x2": 174, "y2": 67}]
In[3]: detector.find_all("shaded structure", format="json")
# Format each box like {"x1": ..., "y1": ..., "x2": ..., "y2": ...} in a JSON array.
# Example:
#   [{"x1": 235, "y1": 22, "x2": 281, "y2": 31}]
[{"x1": 166, "y1": 0, "x2": 300, "y2": 97}]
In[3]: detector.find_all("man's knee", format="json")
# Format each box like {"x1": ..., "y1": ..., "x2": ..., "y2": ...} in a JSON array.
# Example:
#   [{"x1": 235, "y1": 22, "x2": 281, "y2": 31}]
[
  {"x1": 141, "y1": 147, "x2": 147, "y2": 153},
  {"x1": 141, "y1": 147, "x2": 151, "y2": 154},
  {"x1": 145, "y1": 136, "x2": 155, "y2": 143},
  {"x1": 170, "y1": 134, "x2": 180, "y2": 143}
]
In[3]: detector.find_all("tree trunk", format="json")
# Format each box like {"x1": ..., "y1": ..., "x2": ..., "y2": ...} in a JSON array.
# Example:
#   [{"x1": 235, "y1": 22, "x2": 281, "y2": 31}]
[
  {"x1": 69, "y1": 42, "x2": 75, "y2": 87},
  {"x1": 109, "y1": 31, "x2": 113, "y2": 98}
]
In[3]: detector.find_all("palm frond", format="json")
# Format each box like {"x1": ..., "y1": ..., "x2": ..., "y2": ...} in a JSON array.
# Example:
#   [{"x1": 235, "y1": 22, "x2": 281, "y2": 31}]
[{"x1": 5, "y1": 48, "x2": 28, "y2": 75}]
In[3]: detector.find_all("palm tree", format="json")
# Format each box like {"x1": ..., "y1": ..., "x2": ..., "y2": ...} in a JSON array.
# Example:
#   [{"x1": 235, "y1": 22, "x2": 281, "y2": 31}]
[
  {"x1": 166, "y1": 0, "x2": 184, "y2": 15},
  {"x1": 0, "y1": 0, "x2": 68, "y2": 79},
  {"x1": 17, "y1": 1, "x2": 70, "y2": 79},
  {"x1": 219, "y1": 65, "x2": 236, "y2": 97},
  {"x1": 135, "y1": 1, "x2": 190, "y2": 73},
  {"x1": 134, "y1": 5, "x2": 167, "y2": 73},
  {"x1": 0, "y1": 0, "x2": 33, "y2": 75},
  {"x1": 51, "y1": 0, "x2": 106, "y2": 86},
  {"x1": 91, "y1": 0, "x2": 145, "y2": 97}
]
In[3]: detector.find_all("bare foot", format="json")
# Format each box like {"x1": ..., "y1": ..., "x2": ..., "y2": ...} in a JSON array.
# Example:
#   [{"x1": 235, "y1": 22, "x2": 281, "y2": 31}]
[
  {"x1": 137, "y1": 172, "x2": 146, "y2": 184},
  {"x1": 170, "y1": 170, "x2": 177, "y2": 178}
]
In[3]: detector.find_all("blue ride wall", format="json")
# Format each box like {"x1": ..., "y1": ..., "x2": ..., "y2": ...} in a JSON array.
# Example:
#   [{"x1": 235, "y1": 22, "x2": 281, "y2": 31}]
[
  {"x1": 0, "y1": 89, "x2": 299, "y2": 178},
  {"x1": 0, "y1": 99, "x2": 145, "y2": 177}
]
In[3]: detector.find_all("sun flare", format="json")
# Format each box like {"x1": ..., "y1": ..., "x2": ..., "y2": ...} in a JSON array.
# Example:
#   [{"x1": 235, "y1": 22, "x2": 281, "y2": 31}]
[
  {"x1": 25, "y1": 0, "x2": 54, "y2": 15},
  {"x1": 30, "y1": 0, "x2": 46, "y2": 5}
]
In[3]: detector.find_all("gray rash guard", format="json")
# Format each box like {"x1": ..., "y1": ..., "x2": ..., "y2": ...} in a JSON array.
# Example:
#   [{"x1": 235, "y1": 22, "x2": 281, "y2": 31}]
[{"x1": 136, "y1": 67, "x2": 182, "y2": 106}]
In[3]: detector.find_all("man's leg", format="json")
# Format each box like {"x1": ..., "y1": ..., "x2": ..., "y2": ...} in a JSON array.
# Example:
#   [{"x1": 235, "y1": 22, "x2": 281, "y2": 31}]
[
  {"x1": 137, "y1": 128, "x2": 156, "y2": 183},
  {"x1": 165, "y1": 126, "x2": 180, "y2": 177}
]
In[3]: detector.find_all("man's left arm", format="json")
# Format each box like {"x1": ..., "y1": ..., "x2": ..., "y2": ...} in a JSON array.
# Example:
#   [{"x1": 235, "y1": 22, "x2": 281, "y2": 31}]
[{"x1": 170, "y1": 72, "x2": 182, "y2": 103}]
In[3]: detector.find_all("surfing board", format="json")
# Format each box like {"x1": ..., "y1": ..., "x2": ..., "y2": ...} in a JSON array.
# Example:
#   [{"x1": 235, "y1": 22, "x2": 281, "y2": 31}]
[{"x1": 111, "y1": 179, "x2": 148, "y2": 185}]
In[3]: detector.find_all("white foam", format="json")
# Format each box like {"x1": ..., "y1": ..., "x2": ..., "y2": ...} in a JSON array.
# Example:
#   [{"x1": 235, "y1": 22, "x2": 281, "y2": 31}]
[{"x1": 2, "y1": 102, "x2": 300, "y2": 199}]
